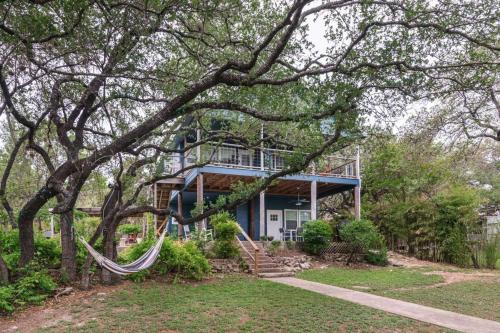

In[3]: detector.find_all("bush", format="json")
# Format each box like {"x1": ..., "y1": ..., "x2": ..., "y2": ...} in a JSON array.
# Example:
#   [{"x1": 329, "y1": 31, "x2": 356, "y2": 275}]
[
  {"x1": 442, "y1": 225, "x2": 469, "y2": 267},
  {"x1": 210, "y1": 212, "x2": 240, "y2": 259},
  {"x1": 302, "y1": 220, "x2": 332, "y2": 255},
  {"x1": 267, "y1": 240, "x2": 282, "y2": 255},
  {"x1": 484, "y1": 239, "x2": 498, "y2": 270},
  {"x1": 0, "y1": 268, "x2": 56, "y2": 313},
  {"x1": 120, "y1": 237, "x2": 210, "y2": 282},
  {"x1": 118, "y1": 223, "x2": 142, "y2": 235},
  {"x1": 365, "y1": 248, "x2": 388, "y2": 266},
  {"x1": 0, "y1": 230, "x2": 61, "y2": 269},
  {"x1": 340, "y1": 219, "x2": 386, "y2": 265}
]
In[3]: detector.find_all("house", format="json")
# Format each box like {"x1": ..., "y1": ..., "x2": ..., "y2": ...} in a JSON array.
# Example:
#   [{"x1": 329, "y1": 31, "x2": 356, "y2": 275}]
[{"x1": 152, "y1": 120, "x2": 361, "y2": 241}]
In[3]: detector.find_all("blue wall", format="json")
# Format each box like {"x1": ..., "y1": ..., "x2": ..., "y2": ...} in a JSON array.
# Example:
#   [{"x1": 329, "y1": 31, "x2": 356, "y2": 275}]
[{"x1": 172, "y1": 191, "x2": 312, "y2": 240}]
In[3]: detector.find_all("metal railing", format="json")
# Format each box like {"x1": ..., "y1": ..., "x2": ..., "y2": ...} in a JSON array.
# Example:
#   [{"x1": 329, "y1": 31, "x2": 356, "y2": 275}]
[{"x1": 164, "y1": 142, "x2": 358, "y2": 178}]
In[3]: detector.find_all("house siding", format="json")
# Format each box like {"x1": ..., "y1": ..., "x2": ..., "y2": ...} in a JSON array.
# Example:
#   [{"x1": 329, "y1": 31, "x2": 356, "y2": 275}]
[{"x1": 170, "y1": 190, "x2": 313, "y2": 240}]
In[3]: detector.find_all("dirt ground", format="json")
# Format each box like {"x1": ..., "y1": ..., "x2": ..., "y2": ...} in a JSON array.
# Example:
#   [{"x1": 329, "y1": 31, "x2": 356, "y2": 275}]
[{"x1": 0, "y1": 282, "x2": 128, "y2": 333}]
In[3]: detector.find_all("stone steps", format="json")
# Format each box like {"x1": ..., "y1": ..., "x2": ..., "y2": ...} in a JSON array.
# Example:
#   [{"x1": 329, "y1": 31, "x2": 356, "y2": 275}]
[{"x1": 238, "y1": 240, "x2": 294, "y2": 277}]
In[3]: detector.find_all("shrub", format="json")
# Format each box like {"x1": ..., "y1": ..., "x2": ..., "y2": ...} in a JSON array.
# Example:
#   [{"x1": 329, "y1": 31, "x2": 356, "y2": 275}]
[
  {"x1": 210, "y1": 212, "x2": 240, "y2": 259},
  {"x1": 365, "y1": 248, "x2": 388, "y2": 266},
  {"x1": 340, "y1": 219, "x2": 386, "y2": 265},
  {"x1": 0, "y1": 230, "x2": 61, "y2": 269},
  {"x1": 120, "y1": 237, "x2": 210, "y2": 282},
  {"x1": 302, "y1": 220, "x2": 332, "y2": 255},
  {"x1": 484, "y1": 239, "x2": 498, "y2": 270},
  {"x1": 442, "y1": 225, "x2": 469, "y2": 267},
  {"x1": 267, "y1": 240, "x2": 282, "y2": 255},
  {"x1": 285, "y1": 240, "x2": 295, "y2": 250},
  {"x1": 118, "y1": 223, "x2": 142, "y2": 235},
  {"x1": 0, "y1": 268, "x2": 56, "y2": 313}
]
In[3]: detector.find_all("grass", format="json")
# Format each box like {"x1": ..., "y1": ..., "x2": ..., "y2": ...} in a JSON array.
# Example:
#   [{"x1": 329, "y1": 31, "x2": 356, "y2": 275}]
[
  {"x1": 381, "y1": 280, "x2": 500, "y2": 321},
  {"x1": 36, "y1": 276, "x2": 451, "y2": 333},
  {"x1": 297, "y1": 266, "x2": 443, "y2": 292},
  {"x1": 296, "y1": 265, "x2": 500, "y2": 322}
]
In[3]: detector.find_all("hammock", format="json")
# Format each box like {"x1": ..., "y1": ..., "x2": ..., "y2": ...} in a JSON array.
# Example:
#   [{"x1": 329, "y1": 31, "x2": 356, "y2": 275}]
[{"x1": 79, "y1": 227, "x2": 167, "y2": 276}]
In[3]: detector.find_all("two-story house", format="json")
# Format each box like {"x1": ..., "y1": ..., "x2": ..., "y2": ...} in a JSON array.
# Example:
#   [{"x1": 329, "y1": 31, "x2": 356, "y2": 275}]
[{"x1": 152, "y1": 120, "x2": 361, "y2": 241}]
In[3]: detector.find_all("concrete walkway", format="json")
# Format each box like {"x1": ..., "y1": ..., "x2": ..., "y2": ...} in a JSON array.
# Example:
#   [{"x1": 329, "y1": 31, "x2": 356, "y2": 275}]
[{"x1": 268, "y1": 277, "x2": 500, "y2": 333}]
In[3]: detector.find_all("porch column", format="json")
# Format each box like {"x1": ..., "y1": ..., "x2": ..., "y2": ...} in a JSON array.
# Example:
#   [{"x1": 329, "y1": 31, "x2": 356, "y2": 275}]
[
  {"x1": 177, "y1": 191, "x2": 184, "y2": 238},
  {"x1": 354, "y1": 145, "x2": 361, "y2": 219},
  {"x1": 311, "y1": 180, "x2": 317, "y2": 220},
  {"x1": 153, "y1": 183, "x2": 157, "y2": 232},
  {"x1": 354, "y1": 186, "x2": 361, "y2": 220},
  {"x1": 196, "y1": 173, "x2": 205, "y2": 229},
  {"x1": 259, "y1": 191, "x2": 265, "y2": 239}
]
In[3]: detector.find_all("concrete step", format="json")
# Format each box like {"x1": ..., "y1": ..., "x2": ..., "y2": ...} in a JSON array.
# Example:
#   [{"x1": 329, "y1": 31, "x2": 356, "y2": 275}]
[{"x1": 258, "y1": 272, "x2": 295, "y2": 278}]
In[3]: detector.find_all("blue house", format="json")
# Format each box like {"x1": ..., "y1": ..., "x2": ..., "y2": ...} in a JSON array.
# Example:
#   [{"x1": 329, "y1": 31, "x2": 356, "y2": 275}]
[{"x1": 153, "y1": 123, "x2": 361, "y2": 241}]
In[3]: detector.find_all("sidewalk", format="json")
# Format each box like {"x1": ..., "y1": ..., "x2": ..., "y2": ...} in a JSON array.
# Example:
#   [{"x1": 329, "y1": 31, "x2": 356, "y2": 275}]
[{"x1": 267, "y1": 277, "x2": 500, "y2": 333}]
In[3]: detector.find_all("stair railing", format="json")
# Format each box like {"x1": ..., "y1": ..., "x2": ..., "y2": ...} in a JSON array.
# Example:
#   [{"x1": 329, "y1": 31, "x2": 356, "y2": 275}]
[{"x1": 235, "y1": 224, "x2": 259, "y2": 275}]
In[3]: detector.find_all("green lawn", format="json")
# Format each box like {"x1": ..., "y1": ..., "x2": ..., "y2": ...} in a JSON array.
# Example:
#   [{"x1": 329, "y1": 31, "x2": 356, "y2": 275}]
[
  {"x1": 36, "y1": 276, "x2": 451, "y2": 333},
  {"x1": 297, "y1": 266, "x2": 500, "y2": 321},
  {"x1": 381, "y1": 280, "x2": 500, "y2": 321},
  {"x1": 297, "y1": 267, "x2": 443, "y2": 292}
]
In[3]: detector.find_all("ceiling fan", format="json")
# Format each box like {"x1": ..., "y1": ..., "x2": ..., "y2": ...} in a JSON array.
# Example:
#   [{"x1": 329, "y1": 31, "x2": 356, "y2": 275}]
[{"x1": 289, "y1": 187, "x2": 310, "y2": 206}]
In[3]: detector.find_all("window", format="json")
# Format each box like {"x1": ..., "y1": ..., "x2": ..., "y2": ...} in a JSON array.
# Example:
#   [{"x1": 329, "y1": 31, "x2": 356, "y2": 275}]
[
  {"x1": 270, "y1": 213, "x2": 279, "y2": 222},
  {"x1": 299, "y1": 211, "x2": 311, "y2": 224},
  {"x1": 284, "y1": 209, "x2": 311, "y2": 230},
  {"x1": 285, "y1": 210, "x2": 298, "y2": 230}
]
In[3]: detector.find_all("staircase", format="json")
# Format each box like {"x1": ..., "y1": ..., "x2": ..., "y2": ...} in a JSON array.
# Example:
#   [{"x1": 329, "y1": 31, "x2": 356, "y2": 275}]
[{"x1": 238, "y1": 241, "x2": 294, "y2": 278}]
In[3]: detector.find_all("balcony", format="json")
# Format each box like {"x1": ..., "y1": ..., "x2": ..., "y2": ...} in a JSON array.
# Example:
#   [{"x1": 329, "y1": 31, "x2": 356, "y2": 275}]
[{"x1": 164, "y1": 143, "x2": 359, "y2": 179}]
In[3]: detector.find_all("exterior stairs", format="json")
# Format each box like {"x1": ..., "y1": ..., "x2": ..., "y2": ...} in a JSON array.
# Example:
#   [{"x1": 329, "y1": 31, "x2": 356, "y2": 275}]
[{"x1": 238, "y1": 241, "x2": 294, "y2": 278}]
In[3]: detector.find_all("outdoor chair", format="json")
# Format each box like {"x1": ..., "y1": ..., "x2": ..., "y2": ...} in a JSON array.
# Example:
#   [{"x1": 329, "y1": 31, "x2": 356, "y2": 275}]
[{"x1": 296, "y1": 227, "x2": 304, "y2": 242}]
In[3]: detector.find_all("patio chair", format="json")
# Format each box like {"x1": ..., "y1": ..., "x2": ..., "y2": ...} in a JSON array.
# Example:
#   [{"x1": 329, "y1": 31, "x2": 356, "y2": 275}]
[
  {"x1": 279, "y1": 227, "x2": 284, "y2": 240},
  {"x1": 296, "y1": 227, "x2": 304, "y2": 242}
]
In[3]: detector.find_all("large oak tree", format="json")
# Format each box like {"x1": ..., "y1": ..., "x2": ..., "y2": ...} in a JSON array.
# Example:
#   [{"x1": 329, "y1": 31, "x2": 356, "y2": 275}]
[{"x1": 0, "y1": 0, "x2": 497, "y2": 280}]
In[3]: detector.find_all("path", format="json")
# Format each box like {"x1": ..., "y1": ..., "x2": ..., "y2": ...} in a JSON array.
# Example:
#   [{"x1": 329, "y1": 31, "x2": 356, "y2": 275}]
[{"x1": 267, "y1": 277, "x2": 500, "y2": 333}]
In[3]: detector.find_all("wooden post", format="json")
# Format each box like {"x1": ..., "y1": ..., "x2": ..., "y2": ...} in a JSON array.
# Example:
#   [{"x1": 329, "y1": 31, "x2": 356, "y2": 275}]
[
  {"x1": 354, "y1": 146, "x2": 361, "y2": 220},
  {"x1": 153, "y1": 183, "x2": 157, "y2": 232},
  {"x1": 354, "y1": 186, "x2": 361, "y2": 220},
  {"x1": 311, "y1": 180, "x2": 317, "y2": 220},
  {"x1": 177, "y1": 191, "x2": 184, "y2": 238},
  {"x1": 259, "y1": 191, "x2": 265, "y2": 239},
  {"x1": 196, "y1": 173, "x2": 204, "y2": 230},
  {"x1": 249, "y1": 199, "x2": 255, "y2": 240},
  {"x1": 254, "y1": 247, "x2": 259, "y2": 275}
]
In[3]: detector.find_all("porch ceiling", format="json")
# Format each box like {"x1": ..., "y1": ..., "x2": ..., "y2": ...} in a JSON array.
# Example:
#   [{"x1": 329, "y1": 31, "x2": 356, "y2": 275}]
[{"x1": 186, "y1": 173, "x2": 353, "y2": 197}]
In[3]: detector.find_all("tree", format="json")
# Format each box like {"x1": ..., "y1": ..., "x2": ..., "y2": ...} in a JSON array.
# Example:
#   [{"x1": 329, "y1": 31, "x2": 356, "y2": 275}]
[
  {"x1": 361, "y1": 136, "x2": 483, "y2": 264},
  {"x1": 0, "y1": 0, "x2": 497, "y2": 275}
]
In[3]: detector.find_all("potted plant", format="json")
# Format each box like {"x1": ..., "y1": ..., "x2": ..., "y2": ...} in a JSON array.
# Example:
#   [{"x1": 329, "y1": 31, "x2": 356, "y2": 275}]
[{"x1": 119, "y1": 223, "x2": 142, "y2": 243}]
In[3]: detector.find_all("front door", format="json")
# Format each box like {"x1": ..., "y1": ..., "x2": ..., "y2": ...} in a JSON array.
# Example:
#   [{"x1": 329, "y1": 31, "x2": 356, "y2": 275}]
[{"x1": 266, "y1": 210, "x2": 283, "y2": 240}]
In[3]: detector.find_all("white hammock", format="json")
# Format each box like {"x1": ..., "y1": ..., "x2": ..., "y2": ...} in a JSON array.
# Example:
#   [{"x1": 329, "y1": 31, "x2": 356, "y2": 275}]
[{"x1": 79, "y1": 228, "x2": 167, "y2": 276}]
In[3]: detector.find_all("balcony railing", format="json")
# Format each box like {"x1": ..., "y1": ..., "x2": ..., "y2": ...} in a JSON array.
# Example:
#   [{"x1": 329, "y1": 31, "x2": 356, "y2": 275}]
[{"x1": 164, "y1": 142, "x2": 359, "y2": 179}]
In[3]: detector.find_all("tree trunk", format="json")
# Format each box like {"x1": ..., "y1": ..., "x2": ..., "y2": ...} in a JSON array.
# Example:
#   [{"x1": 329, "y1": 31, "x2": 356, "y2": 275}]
[
  {"x1": 101, "y1": 223, "x2": 119, "y2": 284},
  {"x1": 60, "y1": 211, "x2": 77, "y2": 281},
  {"x1": 18, "y1": 215, "x2": 35, "y2": 266},
  {"x1": 0, "y1": 255, "x2": 9, "y2": 283},
  {"x1": 80, "y1": 222, "x2": 104, "y2": 289},
  {"x1": 18, "y1": 187, "x2": 56, "y2": 265}
]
